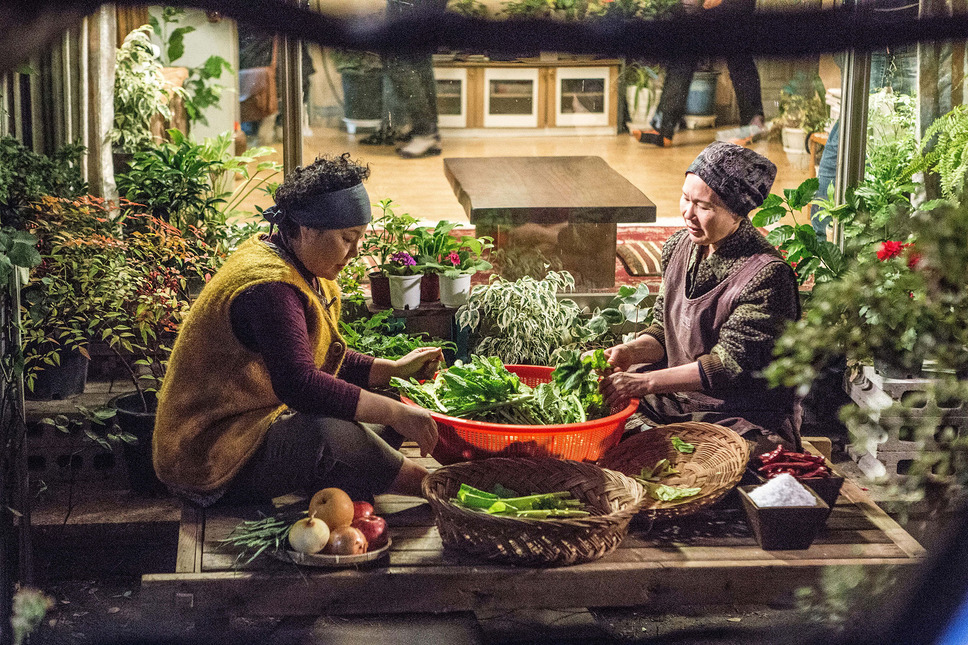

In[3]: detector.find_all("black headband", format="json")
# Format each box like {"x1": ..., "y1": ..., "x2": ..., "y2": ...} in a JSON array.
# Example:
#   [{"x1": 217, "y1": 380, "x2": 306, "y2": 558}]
[{"x1": 263, "y1": 183, "x2": 372, "y2": 230}]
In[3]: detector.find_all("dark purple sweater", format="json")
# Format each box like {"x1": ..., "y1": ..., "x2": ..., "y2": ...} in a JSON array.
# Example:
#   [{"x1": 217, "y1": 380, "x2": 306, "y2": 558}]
[{"x1": 228, "y1": 245, "x2": 374, "y2": 419}]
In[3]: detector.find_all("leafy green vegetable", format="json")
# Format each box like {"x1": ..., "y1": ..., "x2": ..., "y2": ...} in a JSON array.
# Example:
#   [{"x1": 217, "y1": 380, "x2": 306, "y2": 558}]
[
  {"x1": 644, "y1": 483, "x2": 702, "y2": 502},
  {"x1": 634, "y1": 458, "x2": 679, "y2": 483},
  {"x1": 671, "y1": 437, "x2": 696, "y2": 454},
  {"x1": 219, "y1": 513, "x2": 296, "y2": 565},
  {"x1": 340, "y1": 310, "x2": 456, "y2": 360},
  {"x1": 452, "y1": 483, "x2": 589, "y2": 518},
  {"x1": 392, "y1": 354, "x2": 606, "y2": 425}
]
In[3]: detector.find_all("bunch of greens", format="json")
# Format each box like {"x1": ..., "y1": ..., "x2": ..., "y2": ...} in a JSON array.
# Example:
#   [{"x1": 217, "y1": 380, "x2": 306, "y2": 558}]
[
  {"x1": 392, "y1": 352, "x2": 612, "y2": 425},
  {"x1": 632, "y1": 458, "x2": 702, "y2": 502},
  {"x1": 451, "y1": 483, "x2": 589, "y2": 519},
  {"x1": 339, "y1": 310, "x2": 456, "y2": 360},
  {"x1": 218, "y1": 513, "x2": 295, "y2": 565}
]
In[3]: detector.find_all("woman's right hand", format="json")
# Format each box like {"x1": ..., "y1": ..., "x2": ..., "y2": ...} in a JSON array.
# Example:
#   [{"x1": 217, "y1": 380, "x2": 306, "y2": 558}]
[
  {"x1": 393, "y1": 403, "x2": 439, "y2": 457},
  {"x1": 603, "y1": 344, "x2": 639, "y2": 372}
]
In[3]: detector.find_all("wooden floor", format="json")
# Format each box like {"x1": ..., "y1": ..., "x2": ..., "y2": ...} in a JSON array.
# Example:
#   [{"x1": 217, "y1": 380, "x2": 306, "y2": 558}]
[
  {"x1": 141, "y1": 443, "x2": 924, "y2": 618},
  {"x1": 241, "y1": 124, "x2": 814, "y2": 228}
]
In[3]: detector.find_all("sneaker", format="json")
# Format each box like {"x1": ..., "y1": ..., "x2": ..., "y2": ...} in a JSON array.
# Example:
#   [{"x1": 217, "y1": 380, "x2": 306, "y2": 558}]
[
  {"x1": 631, "y1": 129, "x2": 672, "y2": 147},
  {"x1": 397, "y1": 135, "x2": 442, "y2": 159}
]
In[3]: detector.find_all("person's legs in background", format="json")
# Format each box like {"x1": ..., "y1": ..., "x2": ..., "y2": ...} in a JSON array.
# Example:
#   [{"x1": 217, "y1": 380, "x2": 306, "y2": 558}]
[
  {"x1": 726, "y1": 54, "x2": 765, "y2": 129},
  {"x1": 633, "y1": 57, "x2": 696, "y2": 147},
  {"x1": 385, "y1": 52, "x2": 441, "y2": 158}
]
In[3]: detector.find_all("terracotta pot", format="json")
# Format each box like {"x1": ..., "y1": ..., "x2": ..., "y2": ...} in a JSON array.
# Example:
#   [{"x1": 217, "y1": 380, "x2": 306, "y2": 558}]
[
  {"x1": 420, "y1": 272, "x2": 440, "y2": 302},
  {"x1": 369, "y1": 272, "x2": 391, "y2": 308}
]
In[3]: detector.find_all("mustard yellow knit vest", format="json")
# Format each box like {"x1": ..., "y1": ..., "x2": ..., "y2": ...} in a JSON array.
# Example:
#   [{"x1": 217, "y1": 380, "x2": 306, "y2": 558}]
[{"x1": 153, "y1": 235, "x2": 345, "y2": 493}]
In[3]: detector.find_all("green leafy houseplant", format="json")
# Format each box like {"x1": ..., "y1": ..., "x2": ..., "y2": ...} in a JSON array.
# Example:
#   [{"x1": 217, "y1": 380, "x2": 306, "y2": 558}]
[
  {"x1": 751, "y1": 178, "x2": 847, "y2": 285},
  {"x1": 412, "y1": 221, "x2": 494, "y2": 278},
  {"x1": 620, "y1": 61, "x2": 663, "y2": 117},
  {"x1": 384, "y1": 251, "x2": 419, "y2": 276},
  {"x1": 149, "y1": 7, "x2": 233, "y2": 126},
  {"x1": 361, "y1": 199, "x2": 421, "y2": 276},
  {"x1": 903, "y1": 103, "x2": 968, "y2": 199},
  {"x1": 111, "y1": 25, "x2": 183, "y2": 154},
  {"x1": 117, "y1": 129, "x2": 280, "y2": 252},
  {"x1": 0, "y1": 136, "x2": 86, "y2": 227},
  {"x1": 773, "y1": 72, "x2": 829, "y2": 136},
  {"x1": 456, "y1": 271, "x2": 652, "y2": 366}
]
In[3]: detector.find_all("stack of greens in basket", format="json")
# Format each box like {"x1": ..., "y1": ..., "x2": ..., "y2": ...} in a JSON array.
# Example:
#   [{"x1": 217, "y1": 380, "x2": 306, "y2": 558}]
[
  {"x1": 390, "y1": 350, "x2": 611, "y2": 425},
  {"x1": 451, "y1": 483, "x2": 590, "y2": 519}
]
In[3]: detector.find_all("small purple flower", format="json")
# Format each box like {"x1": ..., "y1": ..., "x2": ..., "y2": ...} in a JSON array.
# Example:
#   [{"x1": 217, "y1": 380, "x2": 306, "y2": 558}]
[{"x1": 390, "y1": 251, "x2": 416, "y2": 267}]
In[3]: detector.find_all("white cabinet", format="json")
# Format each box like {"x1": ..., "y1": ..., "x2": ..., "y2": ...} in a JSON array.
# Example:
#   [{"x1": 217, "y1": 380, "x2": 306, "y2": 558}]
[
  {"x1": 483, "y1": 68, "x2": 540, "y2": 128},
  {"x1": 554, "y1": 66, "x2": 611, "y2": 127},
  {"x1": 434, "y1": 67, "x2": 468, "y2": 128}
]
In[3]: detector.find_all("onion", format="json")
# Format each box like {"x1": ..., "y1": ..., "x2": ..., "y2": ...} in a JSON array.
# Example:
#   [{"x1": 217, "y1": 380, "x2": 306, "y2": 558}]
[{"x1": 288, "y1": 512, "x2": 331, "y2": 554}]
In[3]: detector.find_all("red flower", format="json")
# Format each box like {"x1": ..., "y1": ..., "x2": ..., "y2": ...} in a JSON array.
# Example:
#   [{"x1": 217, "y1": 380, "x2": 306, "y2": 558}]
[
  {"x1": 877, "y1": 241, "x2": 906, "y2": 261},
  {"x1": 907, "y1": 251, "x2": 922, "y2": 269}
]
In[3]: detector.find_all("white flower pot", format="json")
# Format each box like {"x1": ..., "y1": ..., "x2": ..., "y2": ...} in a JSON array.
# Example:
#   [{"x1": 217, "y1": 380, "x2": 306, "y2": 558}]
[
  {"x1": 781, "y1": 126, "x2": 810, "y2": 154},
  {"x1": 388, "y1": 274, "x2": 422, "y2": 310},
  {"x1": 439, "y1": 273, "x2": 472, "y2": 308},
  {"x1": 625, "y1": 85, "x2": 661, "y2": 128}
]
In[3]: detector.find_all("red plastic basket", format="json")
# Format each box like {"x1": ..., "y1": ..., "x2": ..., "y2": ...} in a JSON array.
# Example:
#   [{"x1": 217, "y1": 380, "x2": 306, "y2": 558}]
[{"x1": 401, "y1": 365, "x2": 638, "y2": 465}]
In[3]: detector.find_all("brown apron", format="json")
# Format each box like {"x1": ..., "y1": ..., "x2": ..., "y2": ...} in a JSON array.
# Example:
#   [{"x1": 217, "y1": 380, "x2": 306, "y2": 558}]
[{"x1": 637, "y1": 234, "x2": 800, "y2": 448}]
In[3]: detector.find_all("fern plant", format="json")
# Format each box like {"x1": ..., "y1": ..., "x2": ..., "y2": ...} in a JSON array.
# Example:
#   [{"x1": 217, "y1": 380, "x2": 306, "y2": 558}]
[{"x1": 904, "y1": 103, "x2": 968, "y2": 198}]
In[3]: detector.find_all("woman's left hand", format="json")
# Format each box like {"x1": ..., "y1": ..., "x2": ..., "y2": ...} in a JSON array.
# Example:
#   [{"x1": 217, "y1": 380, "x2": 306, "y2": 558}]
[
  {"x1": 393, "y1": 347, "x2": 445, "y2": 382},
  {"x1": 599, "y1": 371, "x2": 653, "y2": 410}
]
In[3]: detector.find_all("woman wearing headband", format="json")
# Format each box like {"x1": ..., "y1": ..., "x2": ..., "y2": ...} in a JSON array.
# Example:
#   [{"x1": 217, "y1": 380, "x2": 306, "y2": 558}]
[
  {"x1": 597, "y1": 142, "x2": 802, "y2": 451},
  {"x1": 154, "y1": 154, "x2": 441, "y2": 507}
]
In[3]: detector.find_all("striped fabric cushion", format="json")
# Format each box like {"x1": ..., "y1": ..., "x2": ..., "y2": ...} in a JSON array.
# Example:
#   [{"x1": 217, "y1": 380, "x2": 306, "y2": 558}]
[{"x1": 616, "y1": 240, "x2": 664, "y2": 277}]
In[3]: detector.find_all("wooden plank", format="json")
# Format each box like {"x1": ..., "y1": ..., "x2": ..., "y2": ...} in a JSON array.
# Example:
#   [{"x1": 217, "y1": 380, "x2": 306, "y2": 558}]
[
  {"x1": 176, "y1": 503, "x2": 205, "y2": 574},
  {"x1": 142, "y1": 557, "x2": 918, "y2": 617}
]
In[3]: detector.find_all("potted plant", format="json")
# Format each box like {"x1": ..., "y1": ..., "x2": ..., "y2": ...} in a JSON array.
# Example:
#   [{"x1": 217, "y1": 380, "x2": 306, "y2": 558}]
[
  {"x1": 110, "y1": 25, "x2": 184, "y2": 164},
  {"x1": 384, "y1": 251, "x2": 422, "y2": 311},
  {"x1": 409, "y1": 220, "x2": 467, "y2": 303},
  {"x1": 423, "y1": 231, "x2": 494, "y2": 307},
  {"x1": 330, "y1": 49, "x2": 384, "y2": 131},
  {"x1": 620, "y1": 61, "x2": 663, "y2": 130},
  {"x1": 361, "y1": 199, "x2": 420, "y2": 308},
  {"x1": 773, "y1": 72, "x2": 829, "y2": 158}
]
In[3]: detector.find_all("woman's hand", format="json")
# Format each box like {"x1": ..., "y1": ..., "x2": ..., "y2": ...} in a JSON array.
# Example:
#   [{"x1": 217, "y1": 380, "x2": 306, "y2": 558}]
[
  {"x1": 599, "y1": 371, "x2": 653, "y2": 410},
  {"x1": 393, "y1": 347, "x2": 444, "y2": 382},
  {"x1": 393, "y1": 403, "x2": 439, "y2": 457},
  {"x1": 603, "y1": 344, "x2": 640, "y2": 373}
]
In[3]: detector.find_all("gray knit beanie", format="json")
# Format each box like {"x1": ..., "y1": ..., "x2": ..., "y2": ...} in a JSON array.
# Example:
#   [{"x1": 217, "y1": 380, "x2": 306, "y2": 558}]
[{"x1": 686, "y1": 142, "x2": 777, "y2": 217}]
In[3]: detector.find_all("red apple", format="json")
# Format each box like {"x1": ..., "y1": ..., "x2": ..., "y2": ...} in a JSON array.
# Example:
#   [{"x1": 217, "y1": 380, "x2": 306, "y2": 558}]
[
  {"x1": 351, "y1": 515, "x2": 388, "y2": 549},
  {"x1": 353, "y1": 500, "x2": 375, "y2": 521}
]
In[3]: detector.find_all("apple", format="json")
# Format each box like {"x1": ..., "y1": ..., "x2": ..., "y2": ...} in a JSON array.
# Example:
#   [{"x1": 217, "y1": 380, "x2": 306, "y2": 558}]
[
  {"x1": 325, "y1": 525, "x2": 368, "y2": 555},
  {"x1": 309, "y1": 488, "x2": 355, "y2": 530},
  {"x1": 351, "y1": 515, "x2": 388, "y2": 549},
  {"x1": 353, "y1": 501, "x2": 374, "y2": 521}
]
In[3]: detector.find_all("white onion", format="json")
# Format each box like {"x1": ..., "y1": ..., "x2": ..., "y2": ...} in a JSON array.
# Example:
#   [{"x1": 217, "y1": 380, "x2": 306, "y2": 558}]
[{"x1": 288, "y1": 513, "x2": 331, "y2": 554}]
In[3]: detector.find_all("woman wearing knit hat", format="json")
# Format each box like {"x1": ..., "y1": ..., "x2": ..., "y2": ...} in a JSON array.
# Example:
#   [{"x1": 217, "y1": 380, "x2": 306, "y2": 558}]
[
  {"x1": 154, "y1": 153, "x2": 441, "y2": 507},
  {"x1": 597, "y1": 142, "x2": 802, "y2": 450}
]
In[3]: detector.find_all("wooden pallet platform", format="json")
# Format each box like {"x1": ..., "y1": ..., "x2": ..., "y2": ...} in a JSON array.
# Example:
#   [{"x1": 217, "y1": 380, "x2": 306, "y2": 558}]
[{"x1": 141, "y1": 444, "x2": 925, "y2": 618}]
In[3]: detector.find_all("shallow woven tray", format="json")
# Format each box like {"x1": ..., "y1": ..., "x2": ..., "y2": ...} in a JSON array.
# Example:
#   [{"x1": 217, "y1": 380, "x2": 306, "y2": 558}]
[
  {"x1": 597, "y1": 422, "x2": 751, "y2": 521},
  {"x1": 422, "y1": 458, "x2": 645, "y2": 567}
]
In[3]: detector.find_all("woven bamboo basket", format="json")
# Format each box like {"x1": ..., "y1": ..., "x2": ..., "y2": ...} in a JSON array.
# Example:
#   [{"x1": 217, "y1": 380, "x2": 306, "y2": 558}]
[
  {"x1": 597, "y1": 422, "x2": 750, "y2": 521},
  {"x1": 422, "y1": 458, "x2": 645, "y2": 566}
]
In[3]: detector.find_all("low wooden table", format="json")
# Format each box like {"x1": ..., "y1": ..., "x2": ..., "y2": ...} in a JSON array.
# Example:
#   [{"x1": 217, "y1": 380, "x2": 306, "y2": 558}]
[
  {"x1": 443, "y1": 156, "x2": 656, "y2": 289},
  {"x1": 142, "y1": 444, "x2": 924, "y2": 618}
]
